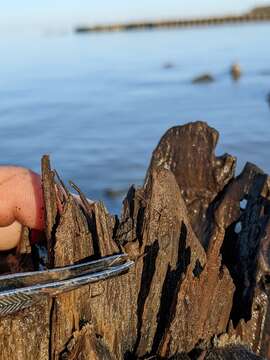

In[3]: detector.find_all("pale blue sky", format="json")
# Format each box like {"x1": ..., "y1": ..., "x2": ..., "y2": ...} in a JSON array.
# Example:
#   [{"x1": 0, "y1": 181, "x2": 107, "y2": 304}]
[{"x1": 1, "y1": 0, "x2": 270, "y2": 32}]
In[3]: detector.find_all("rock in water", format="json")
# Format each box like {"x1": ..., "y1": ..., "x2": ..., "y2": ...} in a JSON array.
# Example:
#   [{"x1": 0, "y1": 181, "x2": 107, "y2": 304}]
[
  {"x1": 192, "y1": 73, "x2": 215, "y2": 84},
  {"x1": 163, "y1": 62, "x2": 175, "y2": 69},
  {"x1": 231, "y1": 63, "x2": 242, "y2": 80}
]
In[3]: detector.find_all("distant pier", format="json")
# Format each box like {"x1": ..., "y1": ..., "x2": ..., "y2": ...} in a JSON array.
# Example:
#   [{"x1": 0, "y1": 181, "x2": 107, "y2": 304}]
[{"x1": 75, "y1": 9, "x2": 270, "y2": 34}]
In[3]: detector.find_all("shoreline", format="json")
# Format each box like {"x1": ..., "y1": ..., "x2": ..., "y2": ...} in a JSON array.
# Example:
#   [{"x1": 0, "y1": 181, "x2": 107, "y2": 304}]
[{"x1": 75, "y1": 13, "x2": 270, "y2": 34}]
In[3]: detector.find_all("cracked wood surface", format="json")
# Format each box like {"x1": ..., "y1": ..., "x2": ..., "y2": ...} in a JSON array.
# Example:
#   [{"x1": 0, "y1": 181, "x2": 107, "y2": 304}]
[{"x1": 0, "y1": 122, "x2": 269, "y2": 359}]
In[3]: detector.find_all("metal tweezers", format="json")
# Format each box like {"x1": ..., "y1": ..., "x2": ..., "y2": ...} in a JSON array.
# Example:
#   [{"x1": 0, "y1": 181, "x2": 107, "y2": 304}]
[{"x1": 0, "y1": 254, "x2": 133, "y2": 316}]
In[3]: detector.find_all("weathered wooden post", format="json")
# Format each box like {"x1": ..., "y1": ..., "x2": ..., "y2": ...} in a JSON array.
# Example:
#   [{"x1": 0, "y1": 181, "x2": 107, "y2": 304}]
[{"x1": 0, "y1": 122, "x2": 269, "y2": 359}]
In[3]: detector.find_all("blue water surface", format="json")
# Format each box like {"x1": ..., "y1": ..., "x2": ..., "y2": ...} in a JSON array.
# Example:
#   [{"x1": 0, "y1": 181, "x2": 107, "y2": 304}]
[{"x1": 0, "y1": 24, "x2": 269, "y2": 213}]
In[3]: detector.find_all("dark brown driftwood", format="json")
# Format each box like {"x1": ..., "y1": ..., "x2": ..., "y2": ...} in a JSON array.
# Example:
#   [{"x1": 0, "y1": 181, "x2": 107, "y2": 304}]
[{"x1": 0, "y1": 121, "x2": 269, "y2": 359}]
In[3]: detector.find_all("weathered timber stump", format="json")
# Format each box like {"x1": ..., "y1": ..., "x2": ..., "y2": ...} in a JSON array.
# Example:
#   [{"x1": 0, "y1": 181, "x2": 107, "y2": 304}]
[{"x1": 0, "y1": 121, "x2": 269, "y2": 360}]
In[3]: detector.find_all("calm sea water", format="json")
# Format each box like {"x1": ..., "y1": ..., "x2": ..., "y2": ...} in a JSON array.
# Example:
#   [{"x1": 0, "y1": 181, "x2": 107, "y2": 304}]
[{"x1": 0, "y1": 24, "x2": 270, "y2": 214}]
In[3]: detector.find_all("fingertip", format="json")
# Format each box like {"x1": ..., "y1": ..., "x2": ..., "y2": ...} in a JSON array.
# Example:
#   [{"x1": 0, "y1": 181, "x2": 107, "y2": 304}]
[
  {"x1": 0, "y1": 221, "x2": 22, "y2": 251},
  {"x1": 13, "y1": 169, "x2": 45, "y2": 230}
]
